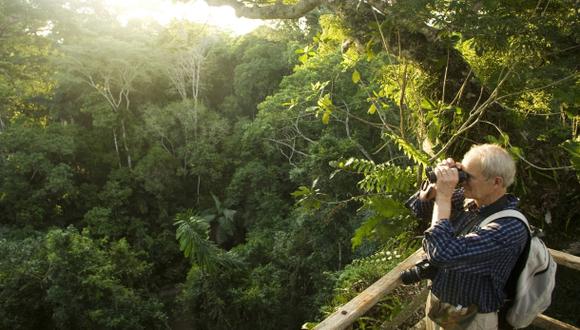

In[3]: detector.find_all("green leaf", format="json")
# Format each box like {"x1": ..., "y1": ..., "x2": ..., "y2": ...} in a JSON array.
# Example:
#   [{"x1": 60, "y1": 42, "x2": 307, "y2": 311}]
[
  {"x1": 352, "y1": 70, "x2": 361, "y2": 84},
  {"x1": 317, "y1": 93, "x2": 333, "y2": 111},
  {"x1": 344, "y1": 157, "x2": 355, "y2": 167},
  {"x1": 368, "y1": 103, "x2": 377, "y2": 114},
  {"x1": 211, "y1": 193, "x2": 222, "y2": 212},
  {"x1": 369, "y1": 198, "x2": 407, "y2": 218},
  {"x1": 311, "y1": 177, "x2": 319, "y2": 189},
  {"x1": 352, "y1": 215, "x2": 381, "y2": 249},
  {"x1": 329, "y1": 169, "x2": 341, "y2": 180},
  {"x1": 322, "y1": 111, "x2": 330, "y2": 125},
  {"x1": 420, "y1": 98, "x2": 436, "y2": 110},
  {"x1": 484, "y1": 135, "x2": 500, "y2": 144},
  {"x1": 291, "y1": 186, "x2": 311, "y2": 198},
  {"x1": 383, "y1": 85, "x2": 398, "y2": 98},
  {"x1": 222, "y1": 209, "x2": 236, "y2": 222},
  {"x1": 509, "y1": 146, "x2": 523, "y2": 159}
]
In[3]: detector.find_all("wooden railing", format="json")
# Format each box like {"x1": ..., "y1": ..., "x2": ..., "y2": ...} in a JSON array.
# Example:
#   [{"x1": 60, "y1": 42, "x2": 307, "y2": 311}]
[{"x1": 314, "y1": 248, "x2": 580, "y2": 330}]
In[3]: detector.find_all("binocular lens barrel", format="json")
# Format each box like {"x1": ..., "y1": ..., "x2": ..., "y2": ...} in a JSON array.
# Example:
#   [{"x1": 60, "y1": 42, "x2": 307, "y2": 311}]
[{"x1": 425, "y1": 166, "x2": 468, "y2": 183}]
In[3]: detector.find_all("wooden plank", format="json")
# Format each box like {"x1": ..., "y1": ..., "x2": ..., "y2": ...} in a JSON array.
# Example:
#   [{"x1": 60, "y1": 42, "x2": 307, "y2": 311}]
[
  {"x1": 532, "y1": 314, "x2": 580, "y2": 330},
  {"x1": 549, "y1": 249, "x2": 580, "y2": 271},
  {"x1": 314, "y1": 248, "x2": 424, "y2": 330}
]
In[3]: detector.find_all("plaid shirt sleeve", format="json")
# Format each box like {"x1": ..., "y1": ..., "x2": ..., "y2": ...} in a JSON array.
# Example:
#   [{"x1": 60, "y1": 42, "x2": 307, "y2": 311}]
[
  {"x1": 405, "y1": 187, "x2": 465, "y2": 222},
  {"x1": 422, "y1": 217, "x2": 528, "y2": 275}
]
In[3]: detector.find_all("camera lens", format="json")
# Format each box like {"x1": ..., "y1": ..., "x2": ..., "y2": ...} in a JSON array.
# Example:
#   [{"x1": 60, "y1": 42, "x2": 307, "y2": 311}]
[
  {"x1": 401, "y1": 267, "x2": 421, "y2": 285},
  {"x1": 400, "y1": 259, "x2": 438, "y2": 285}
]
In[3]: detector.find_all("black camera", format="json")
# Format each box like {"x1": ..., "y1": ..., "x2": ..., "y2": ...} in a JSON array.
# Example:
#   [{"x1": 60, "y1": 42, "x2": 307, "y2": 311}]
[
  {"x1": 425, "y1": 166, "x2": 469, "y2": 184},
  {"x1": 400, "y1": 258, "x2": 438, "y2": 285}
]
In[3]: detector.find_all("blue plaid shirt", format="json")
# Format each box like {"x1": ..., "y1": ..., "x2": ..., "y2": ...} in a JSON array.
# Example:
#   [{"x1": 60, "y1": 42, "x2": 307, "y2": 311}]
[{"x1": 406, "y1": 188, "x2": 528, "y2": 312}]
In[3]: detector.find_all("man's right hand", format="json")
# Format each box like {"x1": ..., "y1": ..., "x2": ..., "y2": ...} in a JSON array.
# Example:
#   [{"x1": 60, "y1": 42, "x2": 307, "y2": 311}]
[
  {"x1": 439, "y1": 158, "x2": 462, "y2": 170},
  {"x1": 434, "y1": 166, "x2": 459, "y2": 200}
]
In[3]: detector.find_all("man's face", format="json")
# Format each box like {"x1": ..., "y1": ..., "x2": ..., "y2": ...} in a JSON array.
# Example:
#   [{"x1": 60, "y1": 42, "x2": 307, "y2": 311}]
[{"x1": 461, "y1": 156, "x2": 497, "y2": 205}]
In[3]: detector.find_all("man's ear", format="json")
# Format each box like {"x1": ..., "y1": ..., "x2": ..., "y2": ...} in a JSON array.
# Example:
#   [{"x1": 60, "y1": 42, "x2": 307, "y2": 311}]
[{"x1": 493, "y1": 176, "x2": 504, "y2": 187}]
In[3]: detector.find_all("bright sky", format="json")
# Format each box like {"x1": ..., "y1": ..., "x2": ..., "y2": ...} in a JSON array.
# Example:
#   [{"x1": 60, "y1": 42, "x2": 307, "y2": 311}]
[{"x1": 105, "y1": 0, "x2": 264, "y2": 35}]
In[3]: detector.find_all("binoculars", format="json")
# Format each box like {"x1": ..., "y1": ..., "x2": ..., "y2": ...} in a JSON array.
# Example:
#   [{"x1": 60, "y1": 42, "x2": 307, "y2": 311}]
[{"x1": 425, "y1": 166, "x2": 469, "y2": 184}]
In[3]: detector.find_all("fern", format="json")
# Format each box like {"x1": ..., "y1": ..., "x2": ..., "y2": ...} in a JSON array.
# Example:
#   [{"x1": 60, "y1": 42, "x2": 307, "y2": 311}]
[
  {"x1": 358, "y1": 163, "x2": 415, "y2": 194},
  {"x1": 335, "y1": 157, "x2": 376, "y2": 175},
  {"x1": 332, "y1": 156, "x2": 418, "y2": 248},
  {"x1": 385, "y1": 133, "x2": 430, "y2": 166},
  {"x1": 336, "y1": 157, "x2": 414, "y2": 194}
]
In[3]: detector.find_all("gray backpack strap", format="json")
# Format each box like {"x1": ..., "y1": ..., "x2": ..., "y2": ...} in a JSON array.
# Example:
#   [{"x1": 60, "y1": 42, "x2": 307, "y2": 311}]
[{"x1": 479, "y1": 210, "x2": 530, "y2": 232}]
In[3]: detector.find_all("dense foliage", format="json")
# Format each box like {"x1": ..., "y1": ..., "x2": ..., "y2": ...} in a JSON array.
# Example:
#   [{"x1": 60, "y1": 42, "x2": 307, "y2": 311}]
[{"x1": 0, "y1": 0, "x2": 578, "y2": 329}]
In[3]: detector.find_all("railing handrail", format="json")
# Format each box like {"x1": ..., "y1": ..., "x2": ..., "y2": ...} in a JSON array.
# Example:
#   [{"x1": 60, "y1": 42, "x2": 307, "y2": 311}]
[
  {"x1": 314, "y1": 247, "x2": 580, "y2": 330},
  {"x1": 549, "y1": 248, "x2": 580, "y2": 271},
  {"x1": 313, "y1": 248, "x2": 424, "y2": 330}
]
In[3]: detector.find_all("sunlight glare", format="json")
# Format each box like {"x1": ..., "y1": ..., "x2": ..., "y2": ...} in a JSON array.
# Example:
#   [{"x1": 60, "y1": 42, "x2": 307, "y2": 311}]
[{"x1": 106, "y1": 0, "x2": 263, "y2": 35}]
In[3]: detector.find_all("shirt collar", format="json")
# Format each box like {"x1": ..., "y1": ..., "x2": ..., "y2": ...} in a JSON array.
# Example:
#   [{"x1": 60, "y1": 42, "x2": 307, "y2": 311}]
[{"x1": 466, "y1": 194, "x2": 519, "y2": 216}]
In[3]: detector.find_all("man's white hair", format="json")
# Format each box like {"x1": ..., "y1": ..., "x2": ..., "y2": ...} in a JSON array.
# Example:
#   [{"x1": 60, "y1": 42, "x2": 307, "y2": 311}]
[{"x1": 463, "y1": 144, "x2": 516, "y2": 188}]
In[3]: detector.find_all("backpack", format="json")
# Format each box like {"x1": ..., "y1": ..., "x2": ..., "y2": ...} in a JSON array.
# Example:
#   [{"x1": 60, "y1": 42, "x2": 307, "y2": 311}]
[{"x1": 480, "y1": 209, "x2": 557, "y2": 329}]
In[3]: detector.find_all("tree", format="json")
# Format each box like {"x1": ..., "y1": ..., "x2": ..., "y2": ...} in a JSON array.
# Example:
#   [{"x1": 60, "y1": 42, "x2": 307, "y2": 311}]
[
  {"x1": 0, "y1": 0, "x2": 57, "y2": 128},
  {"x1": 164, "y1": 26, "x2": 217, "y2": 202},
  {"x1": 0, "y1": 227, "x2": 168, "y2": 329},
  {"x1": 57, "y1": 30, "x2": 156, "y2": 169},
  {"x1": 0, "y1": 124, "x2": 77, "y2": 226},
  {"x1": 233, "y1": 33, "x2": 294, "y2": 116}
]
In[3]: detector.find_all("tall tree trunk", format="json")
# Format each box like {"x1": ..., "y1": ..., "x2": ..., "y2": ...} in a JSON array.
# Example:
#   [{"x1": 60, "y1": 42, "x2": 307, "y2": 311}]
[
  {"x1": 193, "y1": 58, "x2": 202, "y2": 205},
  {"x1": 113, "y1": 127, "x2": 122, "y2": 168},
  {"x1": 121, "y1": 119, "x2": 132, "y2": 170}
]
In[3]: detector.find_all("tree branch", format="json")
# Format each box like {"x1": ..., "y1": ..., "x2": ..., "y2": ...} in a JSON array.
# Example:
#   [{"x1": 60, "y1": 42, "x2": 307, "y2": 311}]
[
  {"x1": 263, "y1": 138, "x2": 310, "y2": 157},
  {"x1": 431, "y1": 67, "x2": 513, "y2": 161},
  {"x1": 494, "y1": 73, "x2": 577, "y2": 103},
  {"x1": 205, "y1": 0, "x2": 325, "y2": 19},
  {"x1": 292, "y1": 115, "x2": 316, "y2": 144},
  {"x1": 481, "y1": 120, "x2": 573, "y2": 171}
]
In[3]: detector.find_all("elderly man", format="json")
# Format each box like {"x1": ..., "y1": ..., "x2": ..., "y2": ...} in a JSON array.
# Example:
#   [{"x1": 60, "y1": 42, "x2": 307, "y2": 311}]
[{"x1": 406, "y1": 144, "x2": 528, "y2": 330}]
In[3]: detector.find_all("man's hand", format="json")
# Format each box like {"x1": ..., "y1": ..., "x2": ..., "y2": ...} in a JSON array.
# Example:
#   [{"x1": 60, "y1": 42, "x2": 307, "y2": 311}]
[
  {"x1": 438, "y1": 158, "x2": 463, "y2": 171},
  {"x1": 434, "y1": 166, "x2": 459, "y2": 199},
  {"x1": 430, "y1": 158, "x2": 461, "y2": 227}
]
